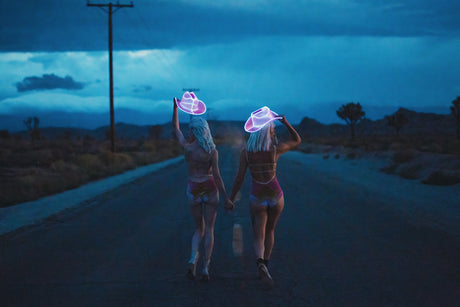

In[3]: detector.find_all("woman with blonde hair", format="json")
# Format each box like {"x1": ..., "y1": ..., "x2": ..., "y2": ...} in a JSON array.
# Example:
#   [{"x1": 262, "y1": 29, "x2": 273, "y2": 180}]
[
  {"x1": 229, "y1": 106, "x2": 301, "y2": 286},
  {"x1": 172, "y1": 92, "x2": 233, "y2": 281}
]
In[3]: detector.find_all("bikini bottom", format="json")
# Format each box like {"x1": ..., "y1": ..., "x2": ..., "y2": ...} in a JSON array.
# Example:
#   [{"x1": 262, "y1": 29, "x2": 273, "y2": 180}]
[
  {"x1": 250, "y1": 177, "x2": 283, "y2": 207},
  {"x1": 186, "y1": 177, "x2": 218, "y2": 204}
]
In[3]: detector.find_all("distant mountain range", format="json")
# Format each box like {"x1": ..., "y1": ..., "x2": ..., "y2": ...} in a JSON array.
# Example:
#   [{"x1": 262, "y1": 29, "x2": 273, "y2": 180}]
[
  {"x1": 2, "y1": 107, "x2": 457, "y2": 140},
  {"x1": 298, "y1": 107, "x2": 457, "y2": 138}
]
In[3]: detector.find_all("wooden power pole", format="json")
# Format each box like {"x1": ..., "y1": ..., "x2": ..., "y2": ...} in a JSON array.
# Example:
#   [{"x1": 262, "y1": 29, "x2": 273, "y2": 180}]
[{"x1": 87, "y1": 1, "x2": 134, "y2": 152}]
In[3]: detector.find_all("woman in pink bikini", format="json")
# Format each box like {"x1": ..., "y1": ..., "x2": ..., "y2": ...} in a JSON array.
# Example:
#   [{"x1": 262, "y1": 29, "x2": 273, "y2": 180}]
[
  {"x1": 229, "y1": 106, "x2": 301, "y2": 285},
  {"x1": 173, "y1": 92, "x2": 233, "y2": 281}
]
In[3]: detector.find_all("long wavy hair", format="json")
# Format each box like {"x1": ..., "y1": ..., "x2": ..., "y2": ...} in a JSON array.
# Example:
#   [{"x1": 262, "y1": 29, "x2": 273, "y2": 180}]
[
  {"x1": 189, "y1": 117, "x2": 216, "y2": 153},
  {"x1": 246, "y1": 122, "x2": 274, "y2": 153}
]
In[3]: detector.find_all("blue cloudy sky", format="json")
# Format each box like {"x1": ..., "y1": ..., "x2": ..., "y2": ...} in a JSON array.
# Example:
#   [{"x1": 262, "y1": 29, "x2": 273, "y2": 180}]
[{"x1": 1, "y1": 0, "x2": 459, "y2": 130}]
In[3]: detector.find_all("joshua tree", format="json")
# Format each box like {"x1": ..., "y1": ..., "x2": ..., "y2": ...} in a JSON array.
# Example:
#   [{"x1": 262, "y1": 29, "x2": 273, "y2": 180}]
[
  {"x1": 386, "y1": 110, "x2": 409, "y2": 136},
  {"x1": 23, "y1": 116, "x2": 41, "y2": 142},
  {"x1": 451, "y1": 96, "x2": 460, "y2": 140},
  {"x1": 336, "y1": 102, "x2": 365, "y2": 139}
]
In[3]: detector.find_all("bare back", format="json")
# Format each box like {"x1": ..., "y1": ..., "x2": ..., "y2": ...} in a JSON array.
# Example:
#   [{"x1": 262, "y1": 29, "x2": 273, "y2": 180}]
[
  {"x1": 246, "y1": 147, "x2": 278, "y2": 183},
  {"x1": 184, "y1": 140, "x2": 213, "y2": 182}
]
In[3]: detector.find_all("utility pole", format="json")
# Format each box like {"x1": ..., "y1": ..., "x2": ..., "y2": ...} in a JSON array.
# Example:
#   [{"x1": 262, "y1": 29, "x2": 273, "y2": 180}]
[{"x1": 87, "y1": 1, "x2": 134, "y2": 152}]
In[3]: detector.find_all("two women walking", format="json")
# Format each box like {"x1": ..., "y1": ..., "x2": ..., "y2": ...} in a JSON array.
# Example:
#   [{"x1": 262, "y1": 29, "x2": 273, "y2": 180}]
[{"x1": 172, "y1": 92, "x2": 301, "y2": 285}]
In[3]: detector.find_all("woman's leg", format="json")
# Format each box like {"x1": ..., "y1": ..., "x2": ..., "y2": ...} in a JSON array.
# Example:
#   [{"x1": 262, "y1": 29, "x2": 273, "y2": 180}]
[
  {"x1": 189, "y1": 199, "x2": 204, "y2": 263},
  {"x1": 203, "y1": 192, "x2": 219, "y2": 263},
  {"x1": 264, "y1": 195, "x2": 284, "y2": 261},
  {"x1": 250, "y1": 200, "x2": 269, "y2": 260}
]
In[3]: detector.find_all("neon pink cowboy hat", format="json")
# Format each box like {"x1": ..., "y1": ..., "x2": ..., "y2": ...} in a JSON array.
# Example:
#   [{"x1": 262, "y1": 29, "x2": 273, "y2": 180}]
[
  {"x1": 175, "y1": 91, "x2": 206, "y2": 115},
  {"x1": 244, "y1": 106, "x2": 282, "y2": 133}
]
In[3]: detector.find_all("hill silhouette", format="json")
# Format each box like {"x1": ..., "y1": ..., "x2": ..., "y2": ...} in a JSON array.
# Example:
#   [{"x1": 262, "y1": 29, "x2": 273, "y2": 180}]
[
  {"x1": 5, "y1": 107, "x2": 456, "y2": 141},
  {"x1": 297, "y1": 107, "x2": 456, "y2": 138}
]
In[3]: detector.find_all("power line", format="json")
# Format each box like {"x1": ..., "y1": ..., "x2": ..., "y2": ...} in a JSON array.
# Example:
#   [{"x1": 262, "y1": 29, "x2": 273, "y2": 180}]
[{"x1": 87, "y1": 1, "x2": 134, "y2": 152}]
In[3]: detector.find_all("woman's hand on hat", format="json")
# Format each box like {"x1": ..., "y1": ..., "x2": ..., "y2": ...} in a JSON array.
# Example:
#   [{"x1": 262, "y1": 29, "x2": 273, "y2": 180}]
[{"x1": 278, "y1": 115, "x2": 287, "y2": 124}]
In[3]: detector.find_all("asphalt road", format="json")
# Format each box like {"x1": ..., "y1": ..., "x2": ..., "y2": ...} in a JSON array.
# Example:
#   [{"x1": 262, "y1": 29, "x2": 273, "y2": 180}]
[{"x1": 1, "y1": 146, "x2": 459, "y2": 306}]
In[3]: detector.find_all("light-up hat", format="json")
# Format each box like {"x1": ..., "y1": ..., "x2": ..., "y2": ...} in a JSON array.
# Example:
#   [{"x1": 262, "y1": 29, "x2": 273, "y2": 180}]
[
  {"x1": 244, "y1": 106, "x2": 282, "y2": 133},
  {"x1": 175, "y1": 91, "x2": 206, "y2": 115}
]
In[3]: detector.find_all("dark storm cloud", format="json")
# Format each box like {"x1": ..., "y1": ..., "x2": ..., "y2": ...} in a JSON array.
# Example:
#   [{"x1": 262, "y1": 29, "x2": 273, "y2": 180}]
[
  {"x1": 15, "y1": 74, "x2": 85, "y2": 92},
  {"x1": 0, "y1": 0, "x2": 459, "y2": 52}
]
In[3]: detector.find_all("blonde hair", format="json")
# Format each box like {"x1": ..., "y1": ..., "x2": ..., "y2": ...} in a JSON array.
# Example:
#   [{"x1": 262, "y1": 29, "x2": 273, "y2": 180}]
[
  {"x1": 190, "y1": 117, "x2": 216, "y2": 153},
  {"x1": 246, "y1": 122, "x2": 274, "y2": 152}
]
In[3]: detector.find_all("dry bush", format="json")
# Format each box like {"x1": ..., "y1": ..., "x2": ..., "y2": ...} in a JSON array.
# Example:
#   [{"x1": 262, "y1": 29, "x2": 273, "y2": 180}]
[
  {"x1": 397, "y1": 164, "x2": 425, "y2": 180},
  {"x1": 75, "y1": 154, "x2": 106, "y2": 179},
  {"x1": 1, "y1": 136, "x2": 183, "y2": 206},
  {"x1": 13, "y1": 169, "x2": 71, "y2": 203},
  {"x1": 392, "y1": 149, "x2": 417, "y2": 164},
  {"x1": 131, "y1": 152, "x2": 155, "y2": 166},
  {"x1": 345, "y1": 152, "x2": 358, "y2": 159},
  {"x1": 51, "y1": 160, "x2": 78, "y2": 172},
  {"x1": 118, "y1": 140, "x2": 142, "y2": 152},
  {"x1": 100, "y1": 151, "x2": 135, "y2": 174},
  {"x1": 112, "y1": 152, "x2": 134, "y2": 167},
  {"x1": 447, "y1": 140, "x2": 460, "y2": 154},
  {"x1": 142, "y1": 141, "x2": 157, "y2": 153},
  {"x1": 422, "y1": 170, "x2": 460, "y2": 186},
  {"x1": 29, "y1": 149, "x2": 55, "y2": 167},
  {"x1": 75, "y1": 154, "x2": 102, "y2": 169},
  {"x1": 421, "y1": 143, "x2": 443, "y2": 154}
]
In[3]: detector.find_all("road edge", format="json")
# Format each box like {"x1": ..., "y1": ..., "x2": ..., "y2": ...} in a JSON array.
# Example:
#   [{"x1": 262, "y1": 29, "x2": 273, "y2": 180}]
[{"x1": 0, "y1": 156, "x2": 184, "y2": 236}]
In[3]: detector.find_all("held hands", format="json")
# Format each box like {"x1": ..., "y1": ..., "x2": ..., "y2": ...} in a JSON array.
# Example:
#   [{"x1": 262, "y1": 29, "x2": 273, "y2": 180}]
[{"x1": 224, "y1": 199, "x2": 235, "y2": 211}]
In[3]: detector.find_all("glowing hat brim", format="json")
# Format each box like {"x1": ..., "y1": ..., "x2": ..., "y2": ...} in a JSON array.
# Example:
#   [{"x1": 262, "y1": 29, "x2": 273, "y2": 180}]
[
  {"x1": 244, "y1": 106, "x2": 281, "y2": 133},
  {"x1": 175, "y1": 93, "x2": 207, "y2": 115}
]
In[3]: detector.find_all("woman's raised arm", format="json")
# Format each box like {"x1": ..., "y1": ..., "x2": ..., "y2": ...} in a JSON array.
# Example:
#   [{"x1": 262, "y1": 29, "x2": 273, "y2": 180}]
[
  {"x1": 276, "y1": 116, "x2": 301, "y2": 155},
  {"x1": 172, "y1": 97, "x2": 186, "y2": 146}
]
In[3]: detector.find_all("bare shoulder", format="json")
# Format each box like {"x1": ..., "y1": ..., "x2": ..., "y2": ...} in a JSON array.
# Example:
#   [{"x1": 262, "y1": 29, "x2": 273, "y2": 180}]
[{"x1": 276, "y1": 141, "x2": 293, "y2": 155}]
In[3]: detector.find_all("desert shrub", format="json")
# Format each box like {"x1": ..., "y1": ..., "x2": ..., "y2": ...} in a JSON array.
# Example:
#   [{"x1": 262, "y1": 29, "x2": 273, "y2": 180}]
[
  {"x1": 322, "y1": 154, "x2": 330, "y2": 159},
  {"x1": 118, "y1": 140, "x2": 142, "y2": 152},
  {"x1": 75, "y1": 154, "x2": 105, "y2": 179},
  {"x1": 447, "y1": 140, "x2": 460, "y2": 154},
  {"x1": 51, "y1": 160, "x2": 78, "y2": 172},
  {"x1": 398, "y1": 164, "x2": 424, "y2": 180},
  {"x1": 380, "y1": 164, "x2": 398, "y2": 174},
  {"x1": 142, "y1": 141, "x2": 157, "y2": 153},
  {"x1": 334, "y1": 153, "x2": 340, "y2": 159},
  {"x1": 100, "y1": 150, "x2": 116, "y2": 165},
  {"x1": 112, "y1": 152, "x2": 134, "y2": 166},
  {"x1": 75, "y1": 154, "x2": 102, "y2": 169},
  {"x1": 392, "y1": 149, "x2": 417, "y2": 164},
  {"x1": 422, "y1": 170, "x2": 460, "y2": 186},
  {"x1": 131, "y1": 152, "x2": 155, "y2": 166},
  {"x1": 30, "y1": 149, "x2": 55, "y2": 166},
  {"x1": 389, "y1": 142, "x2": 405, "y2": 152},
  {"x1": 99, "y1": 151, "x2": 134, "y2": 174},
  {"x1": 0, "y1": 130, "x2": 11, "y2": 139},
  {"x1": 53, "y1": 139, "x2": 75, "y2": 154},
  {"x1": 19, "y1": 174, "x2": 36, "y2": 186},
  {"x1": 420, "y1": 143, "x2": 443, "y2": 153}
]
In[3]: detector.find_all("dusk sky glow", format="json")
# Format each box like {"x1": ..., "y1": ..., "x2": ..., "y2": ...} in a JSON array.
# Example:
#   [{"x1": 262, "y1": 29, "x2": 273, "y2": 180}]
[{"x1": 1, "y1": 0, "x2": 459, "y2": 130}]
